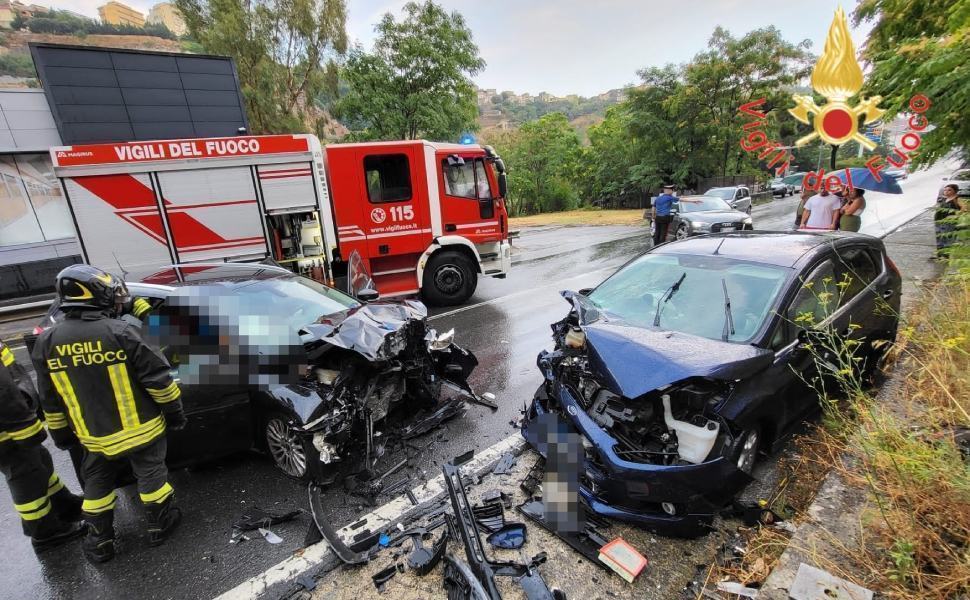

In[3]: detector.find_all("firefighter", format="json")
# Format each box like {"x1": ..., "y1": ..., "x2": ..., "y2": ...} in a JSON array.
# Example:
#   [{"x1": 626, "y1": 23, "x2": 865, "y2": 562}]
[
  {"x1": 127, "y1": 297, "x2": 153, "y2": 322},
  {"x1": 1, "y1": 339, "x2": 85, "y2": 552},
  {"x1": 30, "y1": 265, "x2": 187, "y2": 564}
]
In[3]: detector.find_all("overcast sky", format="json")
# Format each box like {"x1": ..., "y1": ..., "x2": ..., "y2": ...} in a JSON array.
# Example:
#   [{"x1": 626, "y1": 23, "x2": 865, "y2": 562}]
[{"x1": 60, "y1": 0, "x2": 871, "y2": 97}]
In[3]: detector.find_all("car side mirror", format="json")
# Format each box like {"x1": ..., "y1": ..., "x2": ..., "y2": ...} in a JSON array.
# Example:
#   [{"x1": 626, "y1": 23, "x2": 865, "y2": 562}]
[
  {"x1": 356, "y1": 288, "x2": 379, "y2": 302},
  {"x1": 497, "y1": 171, "x2": 508, "y2": 198},
  {"x1": 577, "y1": 287, "x2": 593, "y2": 296}
]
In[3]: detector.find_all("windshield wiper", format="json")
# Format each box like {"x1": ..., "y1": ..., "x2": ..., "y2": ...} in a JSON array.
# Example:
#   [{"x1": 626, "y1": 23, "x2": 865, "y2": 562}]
[
  {"x1": 653, "y1": 272, "x2": 687, "y2": 327},
  {"x1": 721, "y1": 278, "x2": 735, "y2": 341}
]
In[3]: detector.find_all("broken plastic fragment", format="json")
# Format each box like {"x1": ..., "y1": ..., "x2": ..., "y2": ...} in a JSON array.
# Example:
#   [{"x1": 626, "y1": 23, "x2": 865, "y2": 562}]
[
  {"x1": 486, "y1": 523, "x2": 527, "y2": 550},
  {"x1": 258, "y1": 528, "x2": 283, "y2": 544}
]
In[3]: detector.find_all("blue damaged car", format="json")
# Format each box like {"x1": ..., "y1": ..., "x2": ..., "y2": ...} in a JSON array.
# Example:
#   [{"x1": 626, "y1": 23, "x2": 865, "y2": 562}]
[{"x1": 523, "y1": 231, "x2": 901, "y2": 536}]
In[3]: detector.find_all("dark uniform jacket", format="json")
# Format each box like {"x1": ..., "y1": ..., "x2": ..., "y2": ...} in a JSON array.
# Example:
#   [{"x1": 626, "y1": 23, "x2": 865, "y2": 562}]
[
  {"x1": 0, "y1": 341, "x2": 45, "y2": 449},
  {"x1": 31, "y1": 311, "x2": 181, "y2": 458}
]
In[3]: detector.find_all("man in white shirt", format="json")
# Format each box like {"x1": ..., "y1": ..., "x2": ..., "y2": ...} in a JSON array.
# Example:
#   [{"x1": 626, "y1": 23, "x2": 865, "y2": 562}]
[{"x1": 800, "y1": 190, "x2": 842, "y2": 230}]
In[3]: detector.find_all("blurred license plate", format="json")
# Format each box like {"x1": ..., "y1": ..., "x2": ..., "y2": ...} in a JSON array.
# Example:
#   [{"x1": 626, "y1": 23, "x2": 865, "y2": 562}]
[{"x1": 721, "y1": 224, "x2": 737, "y2": 231}]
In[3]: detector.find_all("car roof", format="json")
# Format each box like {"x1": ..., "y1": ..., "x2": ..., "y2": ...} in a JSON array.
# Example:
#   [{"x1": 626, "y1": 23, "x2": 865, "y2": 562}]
[
  {"x1": 651, "y1": 231, "x2": 878, "y2": 268},
  {"x1": 126, "y1": 263, "x2": 294, "y2": 289}
]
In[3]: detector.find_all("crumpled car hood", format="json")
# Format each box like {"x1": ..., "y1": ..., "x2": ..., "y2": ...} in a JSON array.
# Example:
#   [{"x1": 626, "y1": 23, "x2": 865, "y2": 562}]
[
  {"x1": 562, "y1": 291, "x2": 773, "y2": 398},
  {"x1": 300, "y1": 299, "x2": 428, "y2": 362}
]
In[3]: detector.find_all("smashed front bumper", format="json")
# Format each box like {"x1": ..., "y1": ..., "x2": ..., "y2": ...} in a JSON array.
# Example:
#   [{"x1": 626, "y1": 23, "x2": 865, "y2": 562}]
[{"x1": 522, "y1": 381, "x2": 750, "y2": 538}]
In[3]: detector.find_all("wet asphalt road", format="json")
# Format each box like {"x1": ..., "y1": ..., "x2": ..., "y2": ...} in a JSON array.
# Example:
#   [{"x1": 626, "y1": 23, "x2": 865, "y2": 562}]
[{"x1": 0, "y1": 164, "x2": 949, "y2": 600}]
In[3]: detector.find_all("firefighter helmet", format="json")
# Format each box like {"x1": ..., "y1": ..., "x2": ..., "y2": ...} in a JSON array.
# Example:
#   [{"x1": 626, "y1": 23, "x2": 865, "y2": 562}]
[{"x1": 56, "y1": 265, "x2": 129, "y2": 310}]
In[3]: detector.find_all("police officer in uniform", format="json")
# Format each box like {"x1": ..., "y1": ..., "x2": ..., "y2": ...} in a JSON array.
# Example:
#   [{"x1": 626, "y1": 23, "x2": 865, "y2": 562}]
[
  {"x1": 1, "y1": 339, "x2": 84, "y2": 551},
  {"x1": 31, "y1": 265, "x2": 186, "y2": 563}
]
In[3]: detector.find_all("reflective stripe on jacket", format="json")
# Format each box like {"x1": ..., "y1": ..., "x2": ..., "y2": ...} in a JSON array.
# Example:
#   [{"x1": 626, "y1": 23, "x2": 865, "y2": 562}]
[
  {"x1": 0, "y1": 342, "x2": 46, "y2": 448},
  {"x1": 31, "y1": 311, "x2": 181, "y2": 458}
]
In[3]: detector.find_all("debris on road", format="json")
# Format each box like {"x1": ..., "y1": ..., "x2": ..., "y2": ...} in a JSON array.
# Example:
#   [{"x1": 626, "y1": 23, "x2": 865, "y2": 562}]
[
  {"x1": 598, "y1": 538, "x2": 648, "y2": 584},
  {"x1": 234, "y1": 506, "x2": 303, "y2": 532},
  {"x1": 258, "y1": 528, "x2": 284, "y2": 544},
  {"x1": 789, "y1": 563, "x2": 873, "y2": 600},
  {"x1": 518, "y1": 498, "x2": 611, "y2": 570},
  {"x1": 491, "y1": 452, "x2": 517, "y2": 475},
  {"x1": 715, "y1": 581, "x2": 759, "y2": 598},
  {"x1": 485, "y1": 522, "x2": 527, "y2": 550},
  {"x1": 371, "y1": 564, "x2": 398, "y2": 592},
  {"x1": 443, "y1": 457, "x2": 560, "y2": 599}
]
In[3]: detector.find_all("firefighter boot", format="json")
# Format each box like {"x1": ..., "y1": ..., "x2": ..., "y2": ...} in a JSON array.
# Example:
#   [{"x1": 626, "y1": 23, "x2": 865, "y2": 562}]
[
  {"x1": 30, "y1": 517, "x2": 85, "y2": 553},
  {"x1": 145, "y1": 499, "x2": 181, "y2": 547},
  {"x1": 81, "y1": 512, "x2": 116, "y2": 564},
  {"x1": 49, "y1": 487, "x2": 83, "y2": 523}
]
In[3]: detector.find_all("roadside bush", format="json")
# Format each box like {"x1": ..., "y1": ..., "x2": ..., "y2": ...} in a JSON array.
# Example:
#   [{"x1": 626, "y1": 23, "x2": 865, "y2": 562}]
[
  {"x1": 0, "y1": 51, "x2": 36, "y2": 78},
  {"x1": 804, "y1": 267, "x2": 970, "y2": 598},
  {"x1": 713, "y1": 238, "x2": 970, "y2": 598}
]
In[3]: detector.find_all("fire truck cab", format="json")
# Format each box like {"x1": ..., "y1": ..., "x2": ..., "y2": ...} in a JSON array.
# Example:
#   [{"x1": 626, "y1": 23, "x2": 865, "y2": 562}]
[{"x1": 50, "y1": 134, "x2": 511, "y2": 305}]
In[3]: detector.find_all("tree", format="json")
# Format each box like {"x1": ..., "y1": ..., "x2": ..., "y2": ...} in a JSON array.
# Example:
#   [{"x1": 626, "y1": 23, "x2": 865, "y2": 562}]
[
  {"x1": 337, "y1": 1, "x2": 484, "y2": 141},
  {"x1": 582, "y1": 105, "x2": 645, "y2": 202},
  {"x1": 621, "y1": 27, "x2": 812, "y2": 190},
  {"x1": 854, "y1": 0, "x2": 970, "y2": 167},
  {"x1": 491, "y1": 113, "x2": 581, "y2": 215},
  {"x1": 175, "y1": 0, "x2": 347, "y2": 135}
]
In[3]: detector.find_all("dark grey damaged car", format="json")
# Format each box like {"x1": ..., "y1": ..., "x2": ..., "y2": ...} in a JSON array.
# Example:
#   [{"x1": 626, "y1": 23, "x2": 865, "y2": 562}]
[
  {"x1": 523, "y1": 231, "x2": 901, "y2": 536},
  {"x1": 34, "y1": 263, "x2": 478, "y2": 483}
]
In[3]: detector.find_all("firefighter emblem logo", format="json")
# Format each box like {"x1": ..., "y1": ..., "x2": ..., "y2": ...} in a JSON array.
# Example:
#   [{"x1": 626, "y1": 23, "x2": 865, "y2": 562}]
[
  {"x1": 370, "y1": 207, "x2": 387, "y2": 224},
  {"x1": 789, "y1": 7, "x2": 884, "y2": 150}
]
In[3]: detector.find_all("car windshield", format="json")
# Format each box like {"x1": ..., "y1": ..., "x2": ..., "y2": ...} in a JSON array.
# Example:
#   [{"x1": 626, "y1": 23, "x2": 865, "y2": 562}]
[
  {"x1": 705, "y1": 188, "x2": 734, "y2": 199},
  {"x1": 683, "y1": 196, "x2": 732, "y2": 213},
  {"x1": 231, "y1": 277, "x2": 360, "y2": 331},
  {"x1": 586, "y1": 253, "x2": 790, "y2": 342}
]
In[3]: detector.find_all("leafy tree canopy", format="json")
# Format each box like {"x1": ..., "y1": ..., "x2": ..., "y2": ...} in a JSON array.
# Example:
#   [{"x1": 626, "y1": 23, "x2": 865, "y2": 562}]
[
  {"x1": 854, "y1": 0, "x2": 970, "y2": 167},
  {"x1": 336, "y1": 1, "x2": 484, "y2": 141},
  {"x1": 176, "y1": 0, "x2": 347, "y2": 135}
]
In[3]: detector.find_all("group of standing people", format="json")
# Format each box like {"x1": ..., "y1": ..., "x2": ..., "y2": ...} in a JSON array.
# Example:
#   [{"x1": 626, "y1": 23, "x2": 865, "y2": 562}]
[
  {"x1": 0, "y1": 265, "x2": 183, "y2": 564},
  {"x1": 794, "y1": 186, "x2": 866, "y2": 232}
]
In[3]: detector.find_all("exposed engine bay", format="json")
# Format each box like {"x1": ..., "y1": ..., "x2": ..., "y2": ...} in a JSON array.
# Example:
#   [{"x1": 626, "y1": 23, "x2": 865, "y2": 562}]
[
  {"x1": 287, "y1": 300, "x2": 480, "y2": 481},
  {"x1": 536, "y1": 291, "x2": 745, "y2": 468}
]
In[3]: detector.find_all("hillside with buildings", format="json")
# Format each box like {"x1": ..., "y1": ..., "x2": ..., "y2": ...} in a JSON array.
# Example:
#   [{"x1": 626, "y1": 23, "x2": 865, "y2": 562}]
[
  {"x1": 476, "y1": 87, "x2": 625, "y2": 139},
  {"x1": 0, "y1": 0, "x2": 189, "y2": 87}
]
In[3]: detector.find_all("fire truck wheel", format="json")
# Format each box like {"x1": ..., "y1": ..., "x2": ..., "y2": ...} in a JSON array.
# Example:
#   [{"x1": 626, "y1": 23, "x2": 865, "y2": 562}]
[{"x1": 422, "y1": 250, "x2": 477, "y2": 306}]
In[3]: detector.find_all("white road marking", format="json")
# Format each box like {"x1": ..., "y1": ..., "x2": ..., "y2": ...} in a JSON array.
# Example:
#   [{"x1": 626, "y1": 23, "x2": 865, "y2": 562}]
[{"x1": 428, "y1": 265, "x2": 617, "y2": 322}]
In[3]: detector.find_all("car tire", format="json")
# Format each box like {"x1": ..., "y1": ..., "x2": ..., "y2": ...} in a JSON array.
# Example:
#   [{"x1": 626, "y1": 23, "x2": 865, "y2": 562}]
[
  {"x1": 675, "y1": 224, "x2": 690, "y2": 240},
  {"x1": 734, "y1": 428, "x2": 761, "y2": 475},
  {"x1": 263, "y1": 412, "x2": 315, "y2": 480},
  {"x1": 422, "y1": 250, "x2": 477, "y2": 306}
]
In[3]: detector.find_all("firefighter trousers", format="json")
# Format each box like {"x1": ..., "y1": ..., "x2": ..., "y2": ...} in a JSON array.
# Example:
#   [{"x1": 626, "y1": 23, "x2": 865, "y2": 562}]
[
  {"x1": 80, "y1": 436, "x2": 174, "y2": 527},
  {"x1": 0, "y1": 443, "x2": 77, "y2": 538}
]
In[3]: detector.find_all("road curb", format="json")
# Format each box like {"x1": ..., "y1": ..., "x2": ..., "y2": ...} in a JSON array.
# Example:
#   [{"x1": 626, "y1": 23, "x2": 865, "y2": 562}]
[{"x1": 214, "y1": 435, "x2": 527, "y2": 600}]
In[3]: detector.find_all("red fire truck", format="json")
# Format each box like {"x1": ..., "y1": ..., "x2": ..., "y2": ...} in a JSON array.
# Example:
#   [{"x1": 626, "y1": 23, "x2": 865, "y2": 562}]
[{"x1": 50, "y1": 134, "x2": 511, "y2": 305}]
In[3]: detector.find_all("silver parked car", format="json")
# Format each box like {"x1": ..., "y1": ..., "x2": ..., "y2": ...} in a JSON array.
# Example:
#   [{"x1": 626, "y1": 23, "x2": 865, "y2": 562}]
[{"x1": 705, "y1": 186, "x2": 753, "y2": 214}]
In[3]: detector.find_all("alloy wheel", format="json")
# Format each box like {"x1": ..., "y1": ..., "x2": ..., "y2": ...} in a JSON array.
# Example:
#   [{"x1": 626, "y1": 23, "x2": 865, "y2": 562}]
[
  {"x1": 434, "y1": 264, "x2": 464, "y2": 295},
  {"x1": 676, "y1": 225, "x2": 689, "y2": 239},
  {"x1": 266, "y1": 417, "x2": 307, "y2": 478}
]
